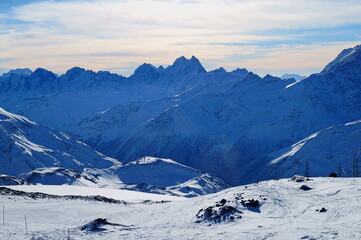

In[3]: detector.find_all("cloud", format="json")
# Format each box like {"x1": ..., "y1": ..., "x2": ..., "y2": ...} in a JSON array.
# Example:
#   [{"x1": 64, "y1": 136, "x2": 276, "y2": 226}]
[{"x1": 0, "y1": 0, "x2": 361, "y2": 75}]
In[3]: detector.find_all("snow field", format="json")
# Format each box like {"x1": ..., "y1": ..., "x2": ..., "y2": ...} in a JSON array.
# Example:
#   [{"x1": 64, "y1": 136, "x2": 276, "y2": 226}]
[{"x1": 1, "y1": 177, "x2": 360, "y2": 239}]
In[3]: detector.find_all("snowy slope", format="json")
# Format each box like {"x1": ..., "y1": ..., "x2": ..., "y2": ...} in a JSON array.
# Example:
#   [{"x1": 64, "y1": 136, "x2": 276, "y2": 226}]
[
  {"x1": 167, "y1": 173, "x2": 231, "y2": 197},
  {"x1": 0, "y1": 107, "x2": 118, "y2": 177},
  {"x1": 70, "y1": 98, "x2": 180, "y2": 151},
  {"x1": 70, "y1": 76, "x2": 240, "y2": 157},
  {"x1": 1, "y1": 177, "x2": 360, "y2": 239},
  {"x1": 22, "y1": 157, "x2": 230, "y2": 197},
  {"x1": 241, "y1": 120, "x2": 361, "y2": 183}
]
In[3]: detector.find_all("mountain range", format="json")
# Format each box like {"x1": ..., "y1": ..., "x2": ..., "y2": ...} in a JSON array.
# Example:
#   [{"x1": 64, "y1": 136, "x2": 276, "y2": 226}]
[{"x1": 0, "y1": 44, "x2": 360, "y2": 186}]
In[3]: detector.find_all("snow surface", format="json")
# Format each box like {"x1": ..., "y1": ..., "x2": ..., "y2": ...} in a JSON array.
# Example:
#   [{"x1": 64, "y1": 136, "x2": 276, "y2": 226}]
[{"x1": 1, "y1": 177, "x2": 360, "y2": 239}]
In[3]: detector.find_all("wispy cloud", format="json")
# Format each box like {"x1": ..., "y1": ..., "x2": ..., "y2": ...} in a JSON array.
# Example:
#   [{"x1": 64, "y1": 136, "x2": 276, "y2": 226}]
[{"x1": 0, "y1": 0, "x2": 360, "y2": 75}]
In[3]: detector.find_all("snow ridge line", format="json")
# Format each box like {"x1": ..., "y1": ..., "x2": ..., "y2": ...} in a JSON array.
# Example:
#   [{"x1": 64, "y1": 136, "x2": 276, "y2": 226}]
[{"x1": 0, "y1": 187, "x2": 171, "y2": 205}]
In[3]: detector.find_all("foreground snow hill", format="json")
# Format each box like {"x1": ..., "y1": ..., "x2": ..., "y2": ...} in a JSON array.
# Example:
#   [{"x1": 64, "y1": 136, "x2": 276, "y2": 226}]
[{"x1": 1, "y1": 177, "x2": 360, "y2": 239}]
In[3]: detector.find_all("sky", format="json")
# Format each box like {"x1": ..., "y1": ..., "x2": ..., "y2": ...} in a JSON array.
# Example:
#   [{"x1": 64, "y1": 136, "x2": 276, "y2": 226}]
[{"x1": 0, "y1": 0, "x2": 361, "y2": 77}]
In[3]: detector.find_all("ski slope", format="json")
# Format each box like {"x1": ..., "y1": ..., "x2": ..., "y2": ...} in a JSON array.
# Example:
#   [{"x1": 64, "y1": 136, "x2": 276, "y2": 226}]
[{"x1": 1, "y1": 177, "x2": 360, "y2": 239}]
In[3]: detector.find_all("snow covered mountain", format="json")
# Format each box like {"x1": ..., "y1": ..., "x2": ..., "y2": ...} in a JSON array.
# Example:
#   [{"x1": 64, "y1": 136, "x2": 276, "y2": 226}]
[
  {"x1": 0, "y1": 56, "x2": 248, "y2": 132},
  {"x1": 0, "y1": 106, "x2": 229, "y2": 196},
  {"x1": 1, "y1": 45, "x2": 360, "y2": 186},
  {"x1": 241, "y1": 120, "x2": 361, "y2": 184},
  {"x1": 108, "y1": 157, "x2": 230, "y2": 197},
  {"x1": 21, "y1": 157, "x2": 230, "y2": 197},
  {"x1": 91, "y1": 45, "x2": 360, "y2": 185},
  {"x1": 0, "y1": 107, "x2": 118, "y2": 177},
  {"x1": 0, "y1": 68, "x2": 33, "y2": 78},
  {"x1": 280, "y1": 73, "x2": 305, "y2": 81},
  {"x1": 110, "y1": 157, "x2": 206, "y2": 187}
]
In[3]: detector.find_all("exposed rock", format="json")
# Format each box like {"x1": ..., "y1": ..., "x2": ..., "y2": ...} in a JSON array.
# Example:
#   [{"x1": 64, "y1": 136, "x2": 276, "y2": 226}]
[
  {"x1": 241, "y1": 199, "x2": 259, "y2": 208},
  {"x1": 196, "y1": 205, "x2": 242, "y2": 223},
  {"x1": 300, "y1": 185, "x2": 312, "y2": 191},
  {"x1": 291, "y1": 175, "x2": 307, "y2": 182},
  {"x1": 319, "y1": 207, "x2": 327, "y2": 213},
  {"x1": 80, "y1": 218, "x2": 126, "y2": 232},
  {"x1": 329, "y1": 172, "x2": 338, "y2": 177}
]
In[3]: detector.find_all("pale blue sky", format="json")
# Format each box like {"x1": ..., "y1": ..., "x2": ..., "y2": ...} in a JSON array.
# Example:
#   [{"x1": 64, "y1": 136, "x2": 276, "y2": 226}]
[{"x1": 0, "y1": 0, "x2": 360, "y2": 77}]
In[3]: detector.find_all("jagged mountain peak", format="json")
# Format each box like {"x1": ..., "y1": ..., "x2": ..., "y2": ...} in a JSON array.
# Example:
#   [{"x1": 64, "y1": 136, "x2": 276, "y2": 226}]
[
  {"x1": 1, "y1": 68, "x2": 33, "y2": 78},
  {"x1": 263, "y1": 74, "x2": 279, "y2": 80},
  {"x1": 132, "y1": 63, "x2": 159, "y2": 80},
  {"x1": 262, "y1": 74, "x2": 290, "y2": 84},
  {"x1": 135, "y1": 63, "x2": 157, "y2": 71},
  {"x1": 322, "y1": 44, "x2": 361, "y2": 74},
  {"x1": 230, "y1": 71, "x2": 262, "y2": 89},
  {"x1": 31, "y1": 68, "x2": 58, "y2": 81},
  {"x1": 232, "y1": 68, "x2": 248, "y2": 74},
  {"x1": 241, "y1": 71, "x2": 262, "y2": 81},
  {"x1": 209, "y1": 67, "x2": 227, "y2": 73},
  {"x1": 168, "y1": 55, "x2": 206, "y2": 74},
  {"x1": 64, "y1": 66, "x2": 93, "y2": 78}
]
